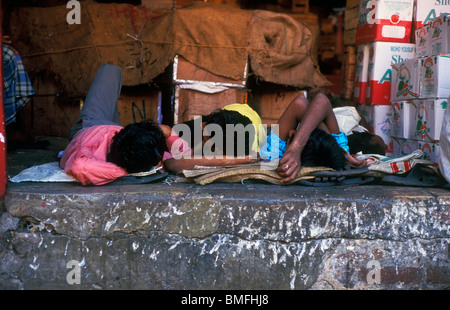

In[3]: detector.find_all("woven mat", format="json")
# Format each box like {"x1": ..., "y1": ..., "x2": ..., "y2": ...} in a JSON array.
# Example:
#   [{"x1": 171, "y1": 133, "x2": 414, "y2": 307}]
[{"x1": 182, "y1": 164, "x2": 333, "y2": 185}]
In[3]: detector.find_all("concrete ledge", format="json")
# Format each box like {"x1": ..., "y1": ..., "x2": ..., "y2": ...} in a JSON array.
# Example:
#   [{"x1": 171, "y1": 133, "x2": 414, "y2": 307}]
[{"x1": 1, "y1": 182, "x2": 449, "y2": 289}]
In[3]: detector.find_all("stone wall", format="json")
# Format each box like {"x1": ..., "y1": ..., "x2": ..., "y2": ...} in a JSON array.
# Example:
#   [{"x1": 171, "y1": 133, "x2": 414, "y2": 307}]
[{"x1": 0, "y1": 182, "x2": 449, "y2": 289}]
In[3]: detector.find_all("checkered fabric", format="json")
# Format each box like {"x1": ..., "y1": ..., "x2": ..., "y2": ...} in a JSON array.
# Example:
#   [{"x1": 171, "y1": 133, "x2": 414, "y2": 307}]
[{"x1": 3, "y1": 45, "x2": 35, "y2": 125}]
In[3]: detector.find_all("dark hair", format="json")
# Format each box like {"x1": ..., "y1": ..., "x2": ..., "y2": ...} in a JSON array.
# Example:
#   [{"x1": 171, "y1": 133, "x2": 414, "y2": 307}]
[
  {"x1": 204, "y1": 109, "x2": 253, "y2": 157},
  {"x1": 180, "y1": 109, "x2": 253, "y2": 157},
  {"x1": 107, "y1": 120, "x2": 167, "y2": 173},
  {"x1": 301, "y1": 128, "x2": 347, "y2": 170},
  {"x1": 347, "y1": 132, "x2": 386, "y2": 155}
]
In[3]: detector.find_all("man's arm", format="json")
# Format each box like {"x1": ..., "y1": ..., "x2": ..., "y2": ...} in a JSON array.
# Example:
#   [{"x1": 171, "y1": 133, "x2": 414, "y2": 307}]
[{"x1": 164, "y1": 156, "x2": 260, "y2": 175}]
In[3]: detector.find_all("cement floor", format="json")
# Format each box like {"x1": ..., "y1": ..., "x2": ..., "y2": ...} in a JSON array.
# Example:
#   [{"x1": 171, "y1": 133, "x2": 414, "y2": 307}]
[{"x1": 2, "y1": 136, "x2": 449, "y2": 290}]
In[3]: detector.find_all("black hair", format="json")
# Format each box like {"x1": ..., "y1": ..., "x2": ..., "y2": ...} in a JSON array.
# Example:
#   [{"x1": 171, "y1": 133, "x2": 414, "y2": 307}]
[
  {"x1": 107, "y1": 120, "x2": 167, "y2": 173},
  {"x1": 301, "y1": 128, "x2": 347, "y2": 170},
  {"x1": 180, "y1": 109, "x2": 253, "y2": 157},
  {"x1": 347, "y1": 131, "x2": 386, "y2": 155},
  {"x1": 204, "y1": 109, "x2": 253, "y2": 157}
]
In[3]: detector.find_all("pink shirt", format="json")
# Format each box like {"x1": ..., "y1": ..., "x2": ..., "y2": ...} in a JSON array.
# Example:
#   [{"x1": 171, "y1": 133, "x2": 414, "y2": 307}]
[
  {"x1": 60, "y1": 125, "x2": 192, "y2": 185},
  {"x1": 60, "y1": 125, "x2": 127, "y2": 185}
]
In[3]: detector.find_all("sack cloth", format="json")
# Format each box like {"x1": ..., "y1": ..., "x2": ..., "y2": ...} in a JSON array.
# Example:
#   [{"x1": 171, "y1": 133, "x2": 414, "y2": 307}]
[
  {"x1": 182, "y1": 164, "x2": 333, "y2": 186},
  {"x1": 9, "y1": 1, "x2": 329, "y2": 98}
]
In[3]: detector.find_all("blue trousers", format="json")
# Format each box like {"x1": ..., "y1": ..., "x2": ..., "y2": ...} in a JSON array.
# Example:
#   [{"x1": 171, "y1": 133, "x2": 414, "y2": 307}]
[{"x1": 69, "y1": 64, "x2": 123, "y2": 140}]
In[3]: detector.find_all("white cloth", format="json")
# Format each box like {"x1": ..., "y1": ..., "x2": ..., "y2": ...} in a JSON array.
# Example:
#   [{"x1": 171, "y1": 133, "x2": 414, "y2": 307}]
[
  {"x1": 333, "y1": 106, "x2": 368, "y2": 135},
  {"x1": 9, "y1": 162, "x2": 78, "y2": 183},
  {"x1": 438, "y1": 99, "x2": 450, "y2": 183}
]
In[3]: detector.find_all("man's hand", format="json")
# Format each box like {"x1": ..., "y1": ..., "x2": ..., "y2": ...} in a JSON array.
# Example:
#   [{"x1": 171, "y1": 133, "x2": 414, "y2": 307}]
[
  {"x1": 276, "y1": 146, "x2": 302, "y2": 184},
  {"x1": 344, "y1": 152, "x2": 370, "y2": 168}
]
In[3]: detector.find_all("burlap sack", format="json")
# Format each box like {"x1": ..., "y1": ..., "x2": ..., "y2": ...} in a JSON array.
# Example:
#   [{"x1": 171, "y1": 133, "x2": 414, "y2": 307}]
[{"x1": 9, "y1": 1, "x2": 329, "y2": 98}]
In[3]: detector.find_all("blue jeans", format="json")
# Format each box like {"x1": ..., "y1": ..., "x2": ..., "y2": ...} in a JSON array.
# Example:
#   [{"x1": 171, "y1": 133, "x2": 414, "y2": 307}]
[{"x1": 69, "y1": 64, "x2": 123, "y2": 140}]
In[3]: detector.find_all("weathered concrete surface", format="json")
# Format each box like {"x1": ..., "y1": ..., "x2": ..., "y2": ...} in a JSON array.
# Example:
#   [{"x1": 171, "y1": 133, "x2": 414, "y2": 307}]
[{"x1": 0, "y1": 182, "x2": 449, "y2": 290}]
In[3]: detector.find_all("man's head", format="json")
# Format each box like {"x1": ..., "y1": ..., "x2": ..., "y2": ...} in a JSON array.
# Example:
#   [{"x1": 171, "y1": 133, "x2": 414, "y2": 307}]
[
  {"x1": 347, "y1": 131, "x2": 386, "y2": 155},
  {"x1": 203, "y1": 109, "x2": 253, "y2": 157},
  {"x1": 301, "y1": 128, "x2": 347, "y2": 170},
  {"x1": 107, "y1": 120, "x2": 166, "y2": 173}
]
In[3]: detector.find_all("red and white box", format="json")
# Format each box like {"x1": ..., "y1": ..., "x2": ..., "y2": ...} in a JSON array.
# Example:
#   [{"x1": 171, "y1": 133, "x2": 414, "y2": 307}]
[
  {"x1": 366, "y1": 41, "x2": 416, "y2": 105},
  {"x1": 415, "y1": 0, "x2": 450, "y2": 30},
  {"x1": 415, "y1": 24, "x2": 432, "y2": 57},
  {"x1": 353, "y1": 44, "x2": 370, "y2": 104},
  {"x1": 430, "y1": 14, "x2": 450, "y2": 55},
  {"x1": 356, "y1": 0, "x2": 414, "y2": 44},
  {"x1": 409, "y1": 99, "x2": 447, "y2": 142},
  {"x1": 419, "y1": 54, "x2": 450, "y2": 99},
  {"x1": 358, "y1": 103, "x2": 394, "y2": 156}
]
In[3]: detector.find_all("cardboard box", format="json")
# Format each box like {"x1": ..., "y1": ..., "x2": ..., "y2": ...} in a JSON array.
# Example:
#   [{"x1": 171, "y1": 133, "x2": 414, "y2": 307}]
[
  {"x1": 353, "y1": 44, "x2": 370, "y2": 104},
  {"x1": 247, "y1": 85, "x2": 304, "y2": 127},
  {"x1": 415, "y1": 0, "x2": 450, "y2": 30},
  {"x1": 418, "y1": 140, "x2": 440, "y2": 162},
  {"x1": 430, "y1": 15, "x2": 450, "y2": 55},
  {"x1": 356, "y1": 0, "x2": 414, "y2": 44},
  {"x1": 391, "y1": 100, "x2": 415, "y2": 138},
  {"x1": 419, "y1": 55, "x2": 450, "y2": 98},
  {"x1": 358, "y1": 104, "x2": 394, "y2": 156},
  {"x1": 415, "y1": 24, "x2": 432, "y2": 57},
  {"x1": 174, "y1": 86, "x2": 247, "y2": 124},
  {"x1": 391, "y1": 57, "x2": 421, "y2": 101},
  {"x1": 366, "y1": 42, "x2": 416, "y2": 105},
  {"x1": 392, "y1": 137, "x2": 419, "y2": 157},
  {"x1": 118, "y1": 86, "x2": 162, "y2": 126},
  {"x1": 410, "y1": 99, "x2": 447, "y2": 142}
]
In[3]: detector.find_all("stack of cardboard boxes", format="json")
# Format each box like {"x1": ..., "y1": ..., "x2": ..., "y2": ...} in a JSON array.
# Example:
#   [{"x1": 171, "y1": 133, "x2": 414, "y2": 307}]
[
  {"x1": 354, "y1": 0, "x2": 416, "y2": 156},
  {"x1": 390, "y1": 2, "x2": 450, "y2": 162},
  {"x1": 354, "y1": 0, "x2": 450, "y2": 161}
]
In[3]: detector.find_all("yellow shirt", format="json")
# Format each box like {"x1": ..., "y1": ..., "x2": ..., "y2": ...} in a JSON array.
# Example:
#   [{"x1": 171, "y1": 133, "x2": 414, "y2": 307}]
[{"x1": 222, "y1": 103, "x2": 266, "y2": 153}]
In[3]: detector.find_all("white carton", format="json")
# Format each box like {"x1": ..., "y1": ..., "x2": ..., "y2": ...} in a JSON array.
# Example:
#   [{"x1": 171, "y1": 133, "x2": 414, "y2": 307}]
[
  {"x1": 415, "y1": 24, "x2": 432, "y2": 57},
  {"x1": 353, "y1": 44, "x2": 370, "y2": 104},
  {"x1": 420, "y1": 54, "x2": 450, "y2": 99},
  {"x1": 391, "y1": 100, "x2": 414, "y2": 138},
  {"x1": 391, "y1": 57, "x2": 421, "y2": 101},
  {"x1": 356, "y1": 0, "x2": 414, "y2": 44},
  {"x1": 430, "y1": 15, "x2": 450, "y2": 55},
  {"x1": 366, "y1": 42, "x2": 416, "y2": 105},
  {"x1": 418, "y1": 140, "x2": 440, "y2": 162},
  {"x1": 415, "y1": 0, "x2": 450, "y2": 30},
  {"x1": 358, "y1": 103, "x2": 394, "y2": 156},
  {"x1": 392, "y1": 137, "x2": 419, "y2": 157},
  {"x1": 410, "y1": 99, "x2": 447, "y2": 142}
]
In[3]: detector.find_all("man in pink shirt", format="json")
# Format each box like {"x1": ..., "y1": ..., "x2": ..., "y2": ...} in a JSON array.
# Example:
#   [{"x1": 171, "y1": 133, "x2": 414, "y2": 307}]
[{"x1": 60, "y1": 64, "x2": 169, "y2": 185}]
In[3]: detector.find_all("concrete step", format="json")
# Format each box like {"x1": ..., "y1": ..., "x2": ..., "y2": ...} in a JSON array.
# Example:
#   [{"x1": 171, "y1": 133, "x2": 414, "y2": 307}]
[{"x1": 0, "y1": 182, "x2": 449, "y2": 289}]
